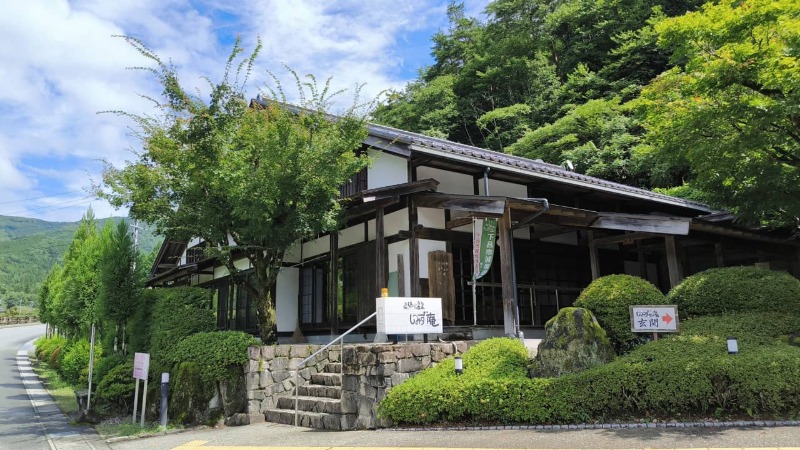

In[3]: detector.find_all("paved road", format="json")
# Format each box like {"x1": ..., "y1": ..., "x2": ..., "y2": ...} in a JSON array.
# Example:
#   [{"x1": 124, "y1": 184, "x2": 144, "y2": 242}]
[
  {"x1": 109, "y1": 421, "x2": 800, "y2": 449},
  {"x1": 0, "y1": 324, "x2": 48, "y2": 450}
]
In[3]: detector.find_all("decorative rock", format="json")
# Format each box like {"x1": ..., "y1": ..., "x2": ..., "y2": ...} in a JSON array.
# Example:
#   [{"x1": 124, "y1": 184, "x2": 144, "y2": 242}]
[
  {"x1": 261, "y1": 345, "x2": 275, "y2": 360},
  {"x1": 248, "y1": 346, "x2": 261, "y2": 360},
  {"x1": 530, "y1": 307, "x2": 616, "y2": 378},
  {"x1": 397, "y1": 357, "x2": 423, "y2": 373},
  {"x1": 275, "y1": 345, "x2": 290, "y2": 357}
]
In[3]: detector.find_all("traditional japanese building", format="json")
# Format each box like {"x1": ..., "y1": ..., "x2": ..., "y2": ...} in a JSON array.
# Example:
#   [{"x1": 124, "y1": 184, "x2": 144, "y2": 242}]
[{"x1": 148, "y1": 102, "x2": 800, "y2": 341}]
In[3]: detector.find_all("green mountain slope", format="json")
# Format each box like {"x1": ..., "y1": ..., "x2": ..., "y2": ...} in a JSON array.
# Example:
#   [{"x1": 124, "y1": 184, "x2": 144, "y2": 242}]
[{"x1": 0, "y1": 215, "x2": 161, "y2": 308}]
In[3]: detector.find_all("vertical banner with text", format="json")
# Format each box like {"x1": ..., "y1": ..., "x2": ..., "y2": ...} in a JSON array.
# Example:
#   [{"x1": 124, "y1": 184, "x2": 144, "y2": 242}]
[{"x1": 473, "y1": 218, "x2": 498, "y2": 280}]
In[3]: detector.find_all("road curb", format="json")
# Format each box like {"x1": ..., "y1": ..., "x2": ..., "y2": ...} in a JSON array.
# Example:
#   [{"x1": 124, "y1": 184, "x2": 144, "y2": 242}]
[{"x1": 384, "y1": 419, "x2": 800, "y2": 432}]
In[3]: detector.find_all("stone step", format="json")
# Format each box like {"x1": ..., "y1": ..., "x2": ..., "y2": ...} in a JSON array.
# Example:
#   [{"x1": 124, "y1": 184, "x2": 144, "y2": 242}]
[
  {"x1": 264, "y1": 408, "x2": 356, "y2": 430},
  {"x1": 324, "y1": 362, "x2": 341, "y2": 372},
  {"x1": 298, "y1": 384, "x2": 341, "y2": 399},
  {"x1": 311, "y1": 372, "x2": 341, "y2": 386},
  {"x1": 277, "y1": 395, "x2": 342, "y2": 414}
]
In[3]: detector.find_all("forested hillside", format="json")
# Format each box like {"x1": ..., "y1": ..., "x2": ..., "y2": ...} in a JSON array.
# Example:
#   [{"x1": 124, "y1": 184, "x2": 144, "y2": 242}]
[
  {"x1": 373, "y1": 0, "x2": 799, "y2": 229},
  {"x1": 0, "y1": 214, "x2": 160, "y2": 310}
]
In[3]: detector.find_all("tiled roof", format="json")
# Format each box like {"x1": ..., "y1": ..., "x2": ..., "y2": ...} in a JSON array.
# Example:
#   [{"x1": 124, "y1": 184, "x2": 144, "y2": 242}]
[{"x1": 366, "y1": 122, "x2": 717, "y2": 214}]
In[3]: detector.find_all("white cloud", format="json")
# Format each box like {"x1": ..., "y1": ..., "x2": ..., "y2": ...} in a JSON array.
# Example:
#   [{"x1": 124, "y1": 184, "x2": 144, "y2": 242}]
[{"x1": 0, "y1": 0, "x2": 489, "y2": 222}]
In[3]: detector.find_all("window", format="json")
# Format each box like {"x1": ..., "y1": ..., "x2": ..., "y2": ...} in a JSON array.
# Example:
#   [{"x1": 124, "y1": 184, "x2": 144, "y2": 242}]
[
  {"x1": 300, "y1": 264, "x2": 328, "y2": 325},
  {"x1": 338, "y1": 254, "x2": 360, "y2": 326}
]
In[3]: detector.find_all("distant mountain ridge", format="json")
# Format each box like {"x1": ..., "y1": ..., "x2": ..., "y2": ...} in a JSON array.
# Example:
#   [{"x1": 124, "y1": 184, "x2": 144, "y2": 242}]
[{"x1": 0, "y1": 215, "x2": 161, "y2": 306}]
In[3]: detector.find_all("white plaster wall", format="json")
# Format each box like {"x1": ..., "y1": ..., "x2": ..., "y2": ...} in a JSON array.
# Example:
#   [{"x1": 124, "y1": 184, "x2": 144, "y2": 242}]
[
  {"x1": 418, "y1": 207, "x2": 445, "y2": 229},
  {"x1": 210, "y1": 257, "x2": 251, "y2": 279},
  {"x1": 284, "y1": 242, "x2": 301, "y2": 264},
  {"x1": 302, "y1": 235, "x2": 330, "y2": 258},
  {"x1": 338, "y1": 223, "x2": 364, "y2": 249},
  {"x1": 385, "y1": 209, "x2": 409, "y2": 236},
  {"x1": 417, "y1": 166, "x2": 474, "y2": 195},
  {"x1": 367, "y1": 218, "x2": 376, "y2": 241},
  {"x1": 276, "y1": 267, "x2": 299, "y2": 332},
  {"x1": 388, "y1": 240, "x2": 411, "y2": 296},
  {"x1": 368, "y1": 149, "x2": 408, "y2": 189},
  {"x1": 478, "y1": 178, "x2": 527, "y2": 198},
  {"x1": 419, "y1": 239, "x2": 447, "y2": 279}
]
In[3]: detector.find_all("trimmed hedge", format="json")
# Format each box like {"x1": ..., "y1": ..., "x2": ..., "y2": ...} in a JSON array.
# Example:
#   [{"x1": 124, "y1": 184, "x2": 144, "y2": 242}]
[
  {"x1": 379, "y1": 314, "x2": 800, "y2": 425},
  {"x1": 59, "y1": 339, "x2": 103, "y2": 386},
  {"x1": 574, "y1": 274, "x2": 666, "y2": 352},
  {"x1": 666, "y1": 266, "x2": 800, "y2": 318},
  {"x1": 167, "y1": 331, "x2": 257, "y2": 384},
  {"x1": 96, "y1": 361, "x2": 136, "y2": 409},
  {"x1": 149, "y1": 287, "x2": 215, "y2": 373}
]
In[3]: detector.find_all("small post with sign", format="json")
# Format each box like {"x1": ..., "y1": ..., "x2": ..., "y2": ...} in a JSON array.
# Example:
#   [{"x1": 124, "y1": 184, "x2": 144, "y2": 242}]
[
  {"x1": 132, "y1": 352, "x2": 150, "y2": 426},
  {"x1": 630, "y1": 305, "x2": 679, "y2": 341}
]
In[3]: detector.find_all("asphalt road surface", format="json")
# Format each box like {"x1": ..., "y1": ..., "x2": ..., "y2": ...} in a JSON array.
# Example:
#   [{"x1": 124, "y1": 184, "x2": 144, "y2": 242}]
[{"x1": 0, "y1": 324, "x2": 47, "y2": 450}]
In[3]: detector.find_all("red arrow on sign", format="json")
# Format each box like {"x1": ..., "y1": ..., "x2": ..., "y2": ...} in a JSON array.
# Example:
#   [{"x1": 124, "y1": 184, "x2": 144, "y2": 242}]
[{"x1": 662, "y1": 313, "x2": 673, "y2": 325}]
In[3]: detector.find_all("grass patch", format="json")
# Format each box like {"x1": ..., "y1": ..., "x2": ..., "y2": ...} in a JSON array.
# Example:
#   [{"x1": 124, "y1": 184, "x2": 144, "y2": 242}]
[{"x1": 31, "y1": 359, "x2": 79, "y2": 416}]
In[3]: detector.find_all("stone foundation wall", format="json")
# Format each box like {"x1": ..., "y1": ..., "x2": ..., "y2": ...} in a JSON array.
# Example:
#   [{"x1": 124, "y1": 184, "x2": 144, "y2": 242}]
[
  {"x1": 341, "y1": 341, "x2": 472, "y2": 429},
  {"x1": 244, "y1": 344, "x2": 337, "y2": 415},
  {"x1": 244, "y1": 341, "x2": 474, "y2": 429}
]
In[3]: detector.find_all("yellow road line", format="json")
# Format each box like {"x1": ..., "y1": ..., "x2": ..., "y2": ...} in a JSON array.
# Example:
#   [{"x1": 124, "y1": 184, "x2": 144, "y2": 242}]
[{"x1": 170, "y1": 443, "x2": 800, "y2": 450}]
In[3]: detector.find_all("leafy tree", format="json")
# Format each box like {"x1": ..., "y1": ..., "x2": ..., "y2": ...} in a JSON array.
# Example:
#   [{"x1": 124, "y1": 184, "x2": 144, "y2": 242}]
[
  {"x1": 53, "y1": 209, "x2": 101, "y2": 337},
  {"x1": 97, "y1": 220, "x2": 143, "y2": 352},
  {"x1": 99, "y1": 38, "x2": 370, "y2": 343},
  {"x1": 637, "y1": 0, "x2": 800, "y2": 227}
]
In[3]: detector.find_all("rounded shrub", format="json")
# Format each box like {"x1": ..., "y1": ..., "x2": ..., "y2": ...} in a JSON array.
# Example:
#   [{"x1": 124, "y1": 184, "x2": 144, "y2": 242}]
[
  {"x1": 574, "y1": 274, "x2": 666, "y2": 352},
  {"x1": 59, "y1": 339, "x2": 103, "y2": 386},
  {"x1": 167, "y1": 331, "x2": 257, "y2": 384},
  {"x1": 666, "y1": 266, "x2": 800, "y2": 318},
  {"x1": 149, "y1": 287, "x2": 215, "y2": 373},
  {"x1": 96, "y1": 361, "x2": 136, "y2": 409}
]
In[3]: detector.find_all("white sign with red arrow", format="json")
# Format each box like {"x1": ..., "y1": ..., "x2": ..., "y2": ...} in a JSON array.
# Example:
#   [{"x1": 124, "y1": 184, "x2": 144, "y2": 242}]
[{"x1": 630, "y1": 305, "x2": 679, "y2": 333}]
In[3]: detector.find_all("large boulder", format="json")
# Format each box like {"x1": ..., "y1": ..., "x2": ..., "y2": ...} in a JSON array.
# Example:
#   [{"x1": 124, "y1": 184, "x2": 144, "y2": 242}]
[{"x1": 530, "y1": 307, "x2": 615, "y2": 378}]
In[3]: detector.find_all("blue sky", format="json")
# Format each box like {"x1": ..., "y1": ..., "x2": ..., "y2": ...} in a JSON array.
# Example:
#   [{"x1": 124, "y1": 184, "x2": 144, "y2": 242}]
[{"x1": 0, "y1": 0, "x2": 489, "y2": 222}]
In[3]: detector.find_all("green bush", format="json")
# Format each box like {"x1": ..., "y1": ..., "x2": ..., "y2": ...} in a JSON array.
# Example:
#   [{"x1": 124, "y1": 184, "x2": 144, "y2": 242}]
[
  {"x1": 96, "y1": 361, "x2": 136, "y2": 409},
  {"x1": 35, "y1": 335, "x2": 66, "y2": 363},
  {"x1": 167, "y1": 331, "x2": 256, "y2": 384},
  {"x1": 574, "y1": 274, "x2": 666, "y2": 352},
  {"x1": 379, "y1": 315, "x2": 800, "y2": 425},
  {"x1": 93, "y1": 353, "x2": 126, "y2": 389},
  {"x1": 58, "y1": 339, "x2": 103, "y2": 386},
  {"x1": 128, "y1": 289, "x2": 158, "y2": 354},
  {"x1": 149, "y1": 287, "x2": 215, "y2": 373},
  {"x1": 666, "y1": 266, "x2": 800, "y2": 318},
  {"x1": 170, "y1": 361, "x2": 215, "y2": 425}
]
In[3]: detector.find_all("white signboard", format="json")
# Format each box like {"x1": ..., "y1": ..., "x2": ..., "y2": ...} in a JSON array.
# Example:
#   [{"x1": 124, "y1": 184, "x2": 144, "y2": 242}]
[
  {"x1": 376, "y1": 297, "x2": 444, "y2": 334},
  {"x1": 133, "y1": 352, "x2": 150, "y2": 380},
  {"x1": 630, "y1": 305, "x2": 679, "y2": 333}
]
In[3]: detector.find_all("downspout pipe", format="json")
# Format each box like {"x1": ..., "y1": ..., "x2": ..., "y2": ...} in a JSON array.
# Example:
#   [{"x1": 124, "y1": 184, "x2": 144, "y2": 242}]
[{"x1": 483, "y1": 167, "x2": 491, "y2": 196}]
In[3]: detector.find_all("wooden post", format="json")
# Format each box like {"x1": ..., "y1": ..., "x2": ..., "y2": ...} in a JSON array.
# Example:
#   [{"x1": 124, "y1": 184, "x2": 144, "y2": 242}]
[
  {"x1": 329, "y1": 232, "x2": 339, "y2": 335},
  {"x1": 588, "y1": 230, "x2": 600, "y2": 281},
  {"x1": 397, "y1": 254, "x2": 406, "y2": 297},
  {"x1": 715, "y1": 243, "x2": 725, "y2": 268},
  {"x1": 409, "y1": 199, "x2": 421, "y2": 297},
  {"x1": 637, "y1": 240, "x2": 647, "y2": 280},
  {"x1": 375, "y1": 207, "x2": 387, "y2": 297},
  {"x1": 665, "y1": 235, "x2": 683, "y2": 288},
  {"x1": 498, "y1": 205, "x2": 516, "y2": 337}
]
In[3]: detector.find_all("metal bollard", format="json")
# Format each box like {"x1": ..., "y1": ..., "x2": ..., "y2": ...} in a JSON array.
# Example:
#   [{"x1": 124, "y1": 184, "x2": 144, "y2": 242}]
[{"x1": 159, "y1": 373, "x2": 169, "y2": 429}]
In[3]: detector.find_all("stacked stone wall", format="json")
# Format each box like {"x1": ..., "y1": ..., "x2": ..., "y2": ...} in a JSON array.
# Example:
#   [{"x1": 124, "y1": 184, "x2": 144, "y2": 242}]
[
  {"x1": 244, "y1": 341, "x2": 474, "y2": 429},
  {"x1": 244, "y1": 344, "x2": 337, "y2": 415}
]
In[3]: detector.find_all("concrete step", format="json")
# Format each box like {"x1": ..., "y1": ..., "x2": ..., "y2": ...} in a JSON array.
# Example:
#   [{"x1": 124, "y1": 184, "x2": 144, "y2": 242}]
[
  {"x1": 324, "y1": 362, "x2": 341, "y2": 372},
  {"x1": 311, "y1": 372, "x2": 341, "y2": 386},
  {"x1": 277, "y1": 395, "x2": 342, "y2": 414},
  {"x1": 298, "y1": 384, "x2": 341, "y2": 399},
  {"x1": 264, "y1": 408, "x2": 356, "y2": 430}
]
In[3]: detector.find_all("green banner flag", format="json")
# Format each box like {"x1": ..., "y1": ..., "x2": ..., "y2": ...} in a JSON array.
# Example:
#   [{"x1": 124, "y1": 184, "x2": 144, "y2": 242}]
[{"x1": 472, "y1": 218, "x2": 498, "y2": 280}]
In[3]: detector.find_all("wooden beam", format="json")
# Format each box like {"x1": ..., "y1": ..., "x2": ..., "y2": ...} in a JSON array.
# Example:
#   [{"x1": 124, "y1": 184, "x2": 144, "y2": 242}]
[
  {"x1": 409, "y1": 200, "x2": 420, "y2": 297},
  {"x1": 345, "y1": 196, "x2": 399, "y2": 221},
  {"x1": 588, "y1": 230, "x2": 600, "y2": 281},
  {"x1": 665, "y1": 235, "x2": 683, "y2": 288},
  {"x1": 591, "y1": 232, "x2": 658, "y2": 247},
  {"x1": 593, "y1": 214, "x2": 690, "y2": 235},
  {"x1": 375, "y1": 207, "x2": 387, "y2": 297},
  {"x1": 413, "y1": 192, "x2": 506, "y2": 215},
  {"x1": 498, "y1": 205, "x2": 516, "y2": 337},
  {"x1": 397, "y1": 254, "x2": 406, "y2": 297},
  {"x1": 637, "y1": 240, "x2": 648, "y2": 280},
  {"x1": 446, "y1": 216, "x2": 473, "y2": 230}
]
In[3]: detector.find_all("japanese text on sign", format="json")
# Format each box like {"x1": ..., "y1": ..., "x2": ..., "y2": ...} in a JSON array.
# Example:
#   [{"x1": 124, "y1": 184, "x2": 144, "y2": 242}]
[
  {"x1": 133, "y1": 352, "x2": 150, "y2": 380},
  {"x1": 377, "y1": 297, "x2": 444, "y2": 334},
  {"x1": 630, "y1": 305, "x2": 679, "y2": 333}
]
